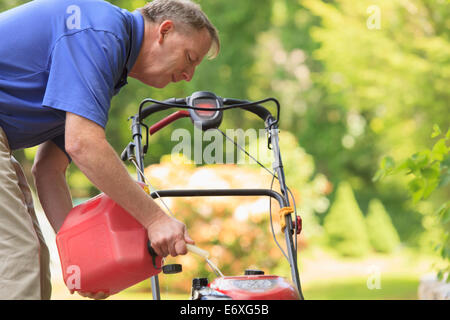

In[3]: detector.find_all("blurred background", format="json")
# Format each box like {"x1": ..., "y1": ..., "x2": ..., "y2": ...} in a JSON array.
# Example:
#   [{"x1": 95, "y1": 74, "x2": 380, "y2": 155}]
[{"x1": 2, "y1": 0, "x2": 449, "y2": 299}]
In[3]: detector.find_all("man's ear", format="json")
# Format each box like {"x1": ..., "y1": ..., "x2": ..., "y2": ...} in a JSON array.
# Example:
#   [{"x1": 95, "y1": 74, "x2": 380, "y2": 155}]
[{"x1": 158, "y1": 20, "x2": 174, "y2": 43}]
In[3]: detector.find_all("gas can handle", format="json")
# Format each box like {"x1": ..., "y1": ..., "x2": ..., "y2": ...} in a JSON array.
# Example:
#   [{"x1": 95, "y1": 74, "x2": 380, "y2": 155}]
[
  {"x1": 147, "y1": 240, "x2": 161, "y2": 270},
  {"x1": 147, "y1": 240, "x2": 158, "y2": 257}
]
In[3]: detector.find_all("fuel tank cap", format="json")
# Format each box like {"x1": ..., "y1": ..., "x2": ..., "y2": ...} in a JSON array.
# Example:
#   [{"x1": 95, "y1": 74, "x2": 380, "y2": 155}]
[
  {"x1": 244, "y1": 269, "x2": 265, "y2": 275},
  {"x1": 192, "y1": 278, "x2": 209, "y2": 289}
]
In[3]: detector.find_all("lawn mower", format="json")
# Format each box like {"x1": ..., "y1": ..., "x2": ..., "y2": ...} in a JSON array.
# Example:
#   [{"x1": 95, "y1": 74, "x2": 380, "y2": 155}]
[{"x1": 56, "y1": 91, "x2": 304, "y2": 300}]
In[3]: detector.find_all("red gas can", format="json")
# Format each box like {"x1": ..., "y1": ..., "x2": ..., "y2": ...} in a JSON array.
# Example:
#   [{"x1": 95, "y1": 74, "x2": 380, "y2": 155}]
[
  {"x1": 209, "y1": 275, "x2": 299, "y2": 300},
  {"x1": 56, "y1": 191, "x2": 162, "y2": 295}
]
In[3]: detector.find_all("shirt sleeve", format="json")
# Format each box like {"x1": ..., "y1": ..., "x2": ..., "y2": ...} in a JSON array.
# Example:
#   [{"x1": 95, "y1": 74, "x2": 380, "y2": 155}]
[
  {"x1": 51, "y1": 134, "x2": 72, "y2": 163},
  {"x1": 43, "y1": 29, "x2": 126, "y2": 129}
]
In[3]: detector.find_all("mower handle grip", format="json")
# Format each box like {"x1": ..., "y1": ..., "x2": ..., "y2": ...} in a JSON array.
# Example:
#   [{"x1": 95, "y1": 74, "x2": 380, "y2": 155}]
[
  {"x1": 222, "y1": 98, "x2": 275, "y2": 124},
  {"x1": 138, "y1": 98, "x2": 186, "y2": 121},
  {"x1": 137, "y1": 97, "x2": 277, "y2": 127}
]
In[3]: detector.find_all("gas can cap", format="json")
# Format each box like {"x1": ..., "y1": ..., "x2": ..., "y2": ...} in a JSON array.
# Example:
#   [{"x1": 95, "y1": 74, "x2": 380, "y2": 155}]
[
  {"x1": 192, "y1": 278, "x2": 209, "y2": 289},
  {"x1": 244, "y1": 269, "x2": 265, "y2": 275},
  {"x1": 162, "y1": 264, "x2": 182, "y2": 274}
]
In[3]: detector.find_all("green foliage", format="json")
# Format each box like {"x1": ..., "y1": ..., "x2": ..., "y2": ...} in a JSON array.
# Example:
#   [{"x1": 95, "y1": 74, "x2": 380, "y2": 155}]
[
  {"x1": 2, "y1": 0, "x2": 448, "y2": 265},
  {"x1": 0, "y1": 0, "x2": 29, "y2": 11},
  {"x1": 323, "y1": 182, "x2": 371, "y2": 257},
  {"x1": 375, "y1": 126, "x2": 449, "y2": 203},
  {"x1": 300, "y1": 0, "x2": 450, "y2": 250},
  {"x1": 375, "y1": 125, "x2": 450, "y2": 281},
  {"x1": 366, "y1": 199, "x2": 400, "y2": 253}
]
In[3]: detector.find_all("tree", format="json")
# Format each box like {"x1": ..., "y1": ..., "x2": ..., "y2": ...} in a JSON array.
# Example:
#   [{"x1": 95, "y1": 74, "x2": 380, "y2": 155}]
[
  {"x1": 323, "y1": 181, "x2": 371, "y2": 257},
  {"x1": 375, "y1": 125, "x2": 450, "y2": 281},
  {"x1": 366, "y1": 199, "x2": 401, "y2": 253}
]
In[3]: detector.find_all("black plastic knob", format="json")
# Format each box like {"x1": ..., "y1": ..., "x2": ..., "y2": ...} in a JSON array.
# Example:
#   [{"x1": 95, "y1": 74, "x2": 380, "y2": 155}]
[
  {"x1": 192, "y1": 278, "x2": 209, "y2": 289},
  {"x1": 244, "y1": 269, "x2": 265, "y2": 275},
  {"x1": 162, "y1": 264, "x2": 182, "y2": 274}
]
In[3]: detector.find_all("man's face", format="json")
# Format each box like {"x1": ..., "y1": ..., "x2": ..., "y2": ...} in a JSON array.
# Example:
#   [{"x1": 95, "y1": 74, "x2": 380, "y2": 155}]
[{"x1": 130, "y1": 20, "x2": 212, "y2": 88}]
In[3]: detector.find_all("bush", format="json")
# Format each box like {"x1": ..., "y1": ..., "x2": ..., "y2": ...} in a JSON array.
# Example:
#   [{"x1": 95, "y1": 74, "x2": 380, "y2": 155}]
[
  {"x1": 142, "y1": 139, "x2": 331, "y2": 292},
  {"x1": 323, "y1": 181, "x2": 371, "y2": 257},
  {"x1": 366, "y1": 199, "x2": 401, "y2": 253},
  {"x1": 375, "y1": 125, "x2": 449, "y2": 281}
]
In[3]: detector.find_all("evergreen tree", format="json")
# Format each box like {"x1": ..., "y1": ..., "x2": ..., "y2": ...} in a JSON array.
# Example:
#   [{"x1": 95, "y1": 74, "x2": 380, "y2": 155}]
[
  {"x1": 366, "y1": 199, "x2": 401, "y2": 253},
  {"x1": 324, "y1": 182, "x2": 371, "y2": 257}
]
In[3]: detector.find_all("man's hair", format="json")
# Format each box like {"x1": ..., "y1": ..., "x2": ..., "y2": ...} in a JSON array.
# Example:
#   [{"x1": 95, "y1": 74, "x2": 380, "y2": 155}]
[{"x1": 140, "y1": 0, "x2": 220, "y2": 59}]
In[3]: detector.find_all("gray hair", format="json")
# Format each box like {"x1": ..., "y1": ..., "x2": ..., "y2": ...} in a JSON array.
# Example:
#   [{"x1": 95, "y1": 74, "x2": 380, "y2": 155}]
[{"x1": 140, "y1": 0, "x2": 220, "y2": 59}]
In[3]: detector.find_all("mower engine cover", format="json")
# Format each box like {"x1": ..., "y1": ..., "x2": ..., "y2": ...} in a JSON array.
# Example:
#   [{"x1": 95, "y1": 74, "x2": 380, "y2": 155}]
[{"x1": 209, "y1": 275, "x2": 300, "y2": 300}]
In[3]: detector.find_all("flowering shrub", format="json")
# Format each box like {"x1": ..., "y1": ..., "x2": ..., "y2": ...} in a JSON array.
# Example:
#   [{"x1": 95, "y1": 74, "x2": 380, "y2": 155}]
[{"x1": 142, "y1": 131, "x2": 331, "y2": 292}]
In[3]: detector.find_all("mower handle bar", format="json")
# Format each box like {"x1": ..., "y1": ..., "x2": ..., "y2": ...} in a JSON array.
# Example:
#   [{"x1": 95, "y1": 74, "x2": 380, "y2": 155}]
[
  {"x1": 136, "y1": 96, "x2": 279, "y2": 129},
  {"x1": 149, "y1": 188, "x2": 288, "y2": 208},
  {"x1": 125, "y1": 94, "x2": 304, "y2": 300}
]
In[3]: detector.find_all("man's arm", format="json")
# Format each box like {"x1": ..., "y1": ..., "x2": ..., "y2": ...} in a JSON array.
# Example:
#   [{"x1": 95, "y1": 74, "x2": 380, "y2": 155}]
[
  {"x1": 33, "y1": 139, "x2": 113, "y2": 300},
  {"x1": 32, "y1": 140, "x2": 72, "y2": 233},
  {"x1": 64, "y1": 112, "x2": 194, "y2": 257}
]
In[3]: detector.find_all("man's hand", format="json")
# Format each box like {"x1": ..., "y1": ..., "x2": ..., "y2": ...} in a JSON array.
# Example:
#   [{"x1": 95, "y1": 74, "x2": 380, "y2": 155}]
[
  {"x1": 146, "y1": 211, "x2": 195, "y2": 257},
  {"x1": 75, "y1": 291, "x2": 110, "y2": 300}
]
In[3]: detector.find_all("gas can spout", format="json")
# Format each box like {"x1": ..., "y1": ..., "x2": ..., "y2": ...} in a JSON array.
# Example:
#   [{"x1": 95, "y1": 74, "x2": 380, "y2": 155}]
[
  {"x1": 186, "y1": 244, "x2": 224, "y2": 277},
  {"x1": 186, "y1": 244, "x2": 210, "y2": 259}
]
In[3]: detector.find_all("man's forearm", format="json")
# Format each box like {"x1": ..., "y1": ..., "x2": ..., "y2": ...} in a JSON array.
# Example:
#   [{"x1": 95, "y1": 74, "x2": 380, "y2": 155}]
[
  {"x1": 34, "y1": 169, "x2": 72, "y2": 233},
  {"x1": 32, "y1": 140, "x2": 73, "y2": 233},
  {"x1": 67, "y1": 133, "x2": 165, "y2": 228}
]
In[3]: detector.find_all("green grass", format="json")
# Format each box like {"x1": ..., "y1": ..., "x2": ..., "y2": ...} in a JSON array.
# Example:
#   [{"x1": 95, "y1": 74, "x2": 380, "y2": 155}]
[
  {"x1": 302, "y1": 275, "x2": 420, "y2": 300},
  {"x1": 111, "y1": 291, "x2": 188, "y2": 300},
  {"x1": 112, "y1": 275, "x2": 419, "y2": 300}
]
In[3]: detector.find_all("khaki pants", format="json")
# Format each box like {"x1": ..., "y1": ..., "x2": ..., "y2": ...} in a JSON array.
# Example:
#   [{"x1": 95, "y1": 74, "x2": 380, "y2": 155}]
[{"x1": 0, "y1": 128, "x2": 51, "y2": 299}]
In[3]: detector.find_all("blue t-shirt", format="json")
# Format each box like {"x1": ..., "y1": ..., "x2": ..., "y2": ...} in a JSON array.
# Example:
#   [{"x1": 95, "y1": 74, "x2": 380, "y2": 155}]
[{"x1": 0, "y1": 0, "x2": 144, "y2": 152}]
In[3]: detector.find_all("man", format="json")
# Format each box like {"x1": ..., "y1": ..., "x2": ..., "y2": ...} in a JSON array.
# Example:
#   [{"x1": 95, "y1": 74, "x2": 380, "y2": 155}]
[{"x1": 0, "y1": 0, "x2": 220, "y2": 299}]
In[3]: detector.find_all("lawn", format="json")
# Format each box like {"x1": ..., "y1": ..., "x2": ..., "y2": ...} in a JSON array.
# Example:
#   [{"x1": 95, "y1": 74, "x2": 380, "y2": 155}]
[
  {"x1": 51, "y1": 247, "x2": 429, "y2": 300},
  {"x1": 302, "y1": 274, "x2": 419, "y2": 300},
  {"x1": 107, "y1": 274, "x2": 419, "y2": 300},
  {"x1": 54, "y1": 274, "x2": 420, "y2": 300}
]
